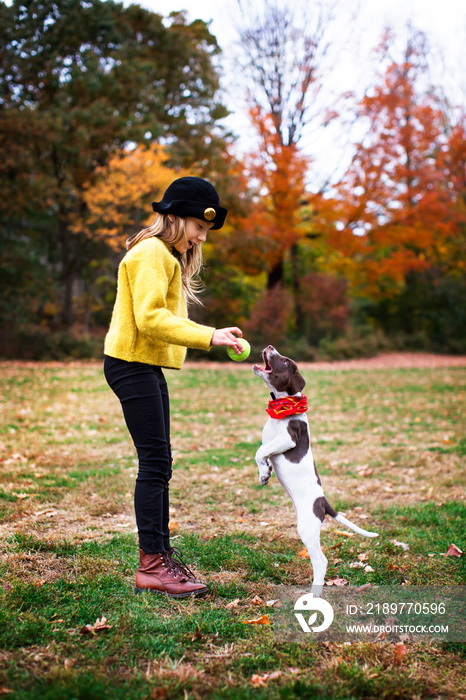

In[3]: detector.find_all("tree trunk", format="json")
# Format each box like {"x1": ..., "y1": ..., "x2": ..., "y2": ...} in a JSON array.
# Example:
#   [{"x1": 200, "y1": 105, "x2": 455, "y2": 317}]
[
  {"x1": 58, "y1": 213, "x2": 75, "y2": 328},
  {"x1": 290, "y1": 243, "x2": 304, "y2": 329},
  {"x1": 267, "y1": 258, "x2": 284, "y2": 289}
]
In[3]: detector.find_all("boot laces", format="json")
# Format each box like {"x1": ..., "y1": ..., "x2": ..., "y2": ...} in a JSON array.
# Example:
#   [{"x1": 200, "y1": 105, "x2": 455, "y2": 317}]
[
  {"x1": 160, "y1": 551, "x2": 179, "y2": 578},
  {"x1": 165, "y1": 546, "x2": 196, "y2": 580}
]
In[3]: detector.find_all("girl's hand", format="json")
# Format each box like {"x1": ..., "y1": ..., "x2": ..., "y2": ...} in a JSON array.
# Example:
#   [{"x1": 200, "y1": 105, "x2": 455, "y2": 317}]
[{"x1": 211, "y1": 327, "x2": 244, "y2": 354}]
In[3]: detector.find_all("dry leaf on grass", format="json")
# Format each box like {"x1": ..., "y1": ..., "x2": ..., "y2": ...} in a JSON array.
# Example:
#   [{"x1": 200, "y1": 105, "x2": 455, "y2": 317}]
[
  {"x1": 393, "y1": 642, "x2": 407, "y2": 666},
  {"x1": 325, "y1": 577, "x2": 348, "y2": 587},
  {"x1": 355, "y1": 583, "x2": 372, "y2": 592},
  {"x1": 298, "y1": 548, "x2": 310, "y2": 558},
  {"x1": 242, "y1": 614, "x2": 270, "y2": 626},
  {"x1": 225, "y1": 598, "x2": 240, "y2": 609},
  {"x1": 251, "y1": 674, "x2": 268, "y2": 688},
  {"x1": 447, "y1": 543, "x2": 463, "y2": 557},
  {"x1": 251, "y1": 670, "x2": 282, "y2": 687},
  {"x1": 80, "y1": 616, "x2": 112, "y2": 635},
  {"x1": 190, "y1": 626, "x2": 202, "y2": 641},
  {"x1": 372, "y1": 630, "x2": 386, "y2": 642},
  {"x1": 391, "y1": 540, "x2": 409, "y2": 551},
  {"x1": 251, "y1": 595, "x2": 264, "y2": 605},
  {"x1": 334, "y1": 530, "x2": 354, "y2": 538}
]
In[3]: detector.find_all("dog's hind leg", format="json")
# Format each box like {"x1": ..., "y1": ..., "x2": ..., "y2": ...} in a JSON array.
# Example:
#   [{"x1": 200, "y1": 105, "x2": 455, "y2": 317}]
[{"x1": 297, "y1": 518, "x2": 327, "y2": 598}]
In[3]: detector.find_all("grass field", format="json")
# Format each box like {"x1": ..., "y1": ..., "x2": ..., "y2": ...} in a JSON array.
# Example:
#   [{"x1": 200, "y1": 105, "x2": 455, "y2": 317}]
[{"x1": 0, "y1": 358, "x2": 465, "y2": 699}]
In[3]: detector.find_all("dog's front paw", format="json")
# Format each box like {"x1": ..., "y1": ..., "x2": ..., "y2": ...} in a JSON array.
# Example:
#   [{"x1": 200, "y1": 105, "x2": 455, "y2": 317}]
[{"x1": 259, "y1": 460, "x2": 272, "y2": 485}]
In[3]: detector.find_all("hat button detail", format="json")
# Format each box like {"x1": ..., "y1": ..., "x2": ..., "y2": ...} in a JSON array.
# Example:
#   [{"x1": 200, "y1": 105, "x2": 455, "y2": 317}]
[{"x1": 204, "y1": 207, "x2": 216, "y2": 221}]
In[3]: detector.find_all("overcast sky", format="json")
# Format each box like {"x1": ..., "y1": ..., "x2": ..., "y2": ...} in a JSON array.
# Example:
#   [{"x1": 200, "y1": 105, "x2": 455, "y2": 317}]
[{"x1": 126, "y1": 0, "x2": 466, "y2": 185}]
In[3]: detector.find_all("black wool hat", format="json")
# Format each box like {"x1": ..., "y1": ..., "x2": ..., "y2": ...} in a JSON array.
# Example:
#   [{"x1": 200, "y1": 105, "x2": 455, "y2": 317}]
[{"x1": 152, "y1": 176, "x2": 227, "y2": 230}]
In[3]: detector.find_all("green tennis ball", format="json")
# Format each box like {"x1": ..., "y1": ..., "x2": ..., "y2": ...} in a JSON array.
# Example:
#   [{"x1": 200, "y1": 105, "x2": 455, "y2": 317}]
[{"x1": 227, "y1": 339, "x2": 251, "y2": 362}]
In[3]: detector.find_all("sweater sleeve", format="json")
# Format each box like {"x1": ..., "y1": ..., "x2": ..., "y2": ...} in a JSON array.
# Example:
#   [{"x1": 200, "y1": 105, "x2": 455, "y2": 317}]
[{"x1": 127, "y1": 244, "x2": 214, "y2": 351}]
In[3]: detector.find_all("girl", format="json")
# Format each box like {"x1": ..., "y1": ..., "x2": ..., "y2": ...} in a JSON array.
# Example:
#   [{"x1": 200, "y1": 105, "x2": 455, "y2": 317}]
[{"x1": 104, "y1": 176, "x2": 244, "y2": 598}]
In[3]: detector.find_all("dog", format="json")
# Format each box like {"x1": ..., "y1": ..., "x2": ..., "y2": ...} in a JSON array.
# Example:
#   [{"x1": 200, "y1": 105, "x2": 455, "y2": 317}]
[{"x1": 253, "y1": 345, "x2": 378, "y2": 596}]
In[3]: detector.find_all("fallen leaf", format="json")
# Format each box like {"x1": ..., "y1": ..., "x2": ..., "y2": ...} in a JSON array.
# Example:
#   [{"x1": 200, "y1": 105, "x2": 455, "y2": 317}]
[
  {"x1": 80, "y1": 616, "x2": 112, "y2": 635},
  {"x1": 357, "y1": 553, "x2": 369, "y2": 561},
  {"x1": 169, "y1": 520, "x2": 179, "y2": 533},
  {"x1": 250, "y1": 670, "x2": 282, "y2": 687},
  {"x1": 372, "y1": 630, "x2": 386, "y2": 642},
  {"x1": 447, "y1": 544, "x2": 463, "y2": 558},
  {"x1": 151, "y1": 689, "x2": 168, "y2": 699},
  {"x1": 298, "y1": 548, "x2": 310, "y2": 559},
  {"x1": 267, "y1": 671, "x2": 282, "y2": 680},
  {"x1": 251, "y1": 674, "x2": 268, "y2": 688},
  {"x1": 225, "y1": 598, "x2": 240, "y2": 609},
  {"x1": 334, "y1": 530, "x2": 355, "y2": 538},
  {"x1": 242, "y1": 615, "x2": 271, "y2": 626},
  {"x1": 35, "y1": 508, "x2": 57, "y2": 517},
  {"x1": 364, "y1": 565, "x2": 375, "y2": 573},
  {"x1": 393, "y1": 642, "x2": 407, "y2": 666},
  {"x1": 190, "y1": 626, "x2": 202, "y2": 641},
  {"x1": 325, "y1": 577, "x2": 348, "y2": 587},
  {"x1": 355, "y1": 583, "x2": 372, "y2": 592},
  {"x1": 266, "y1": 599, "x2": 279, "y2": 607},
  {"x1": 251, "y1": 595, "x2": 264, "y2": 605},
  {"x1": 391, "y1": 540, "x2": 409, "y2": 551}
]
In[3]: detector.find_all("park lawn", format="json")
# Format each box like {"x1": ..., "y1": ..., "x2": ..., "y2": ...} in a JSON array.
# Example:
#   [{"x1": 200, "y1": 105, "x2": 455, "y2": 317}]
[{"x1": 0, "y1": 359, "x2": 464, "y2": 699}]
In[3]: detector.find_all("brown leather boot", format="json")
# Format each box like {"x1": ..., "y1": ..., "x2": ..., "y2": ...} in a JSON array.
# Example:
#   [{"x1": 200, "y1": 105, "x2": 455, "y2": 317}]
[{"x1": 134, "y1": 550, "x2": 208, "y2": 598}]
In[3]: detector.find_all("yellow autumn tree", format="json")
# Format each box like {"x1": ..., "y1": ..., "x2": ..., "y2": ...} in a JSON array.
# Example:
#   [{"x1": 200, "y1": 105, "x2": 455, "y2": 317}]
[{"x1": 75, "y1": 144, "x2": 188, "y2": 251}]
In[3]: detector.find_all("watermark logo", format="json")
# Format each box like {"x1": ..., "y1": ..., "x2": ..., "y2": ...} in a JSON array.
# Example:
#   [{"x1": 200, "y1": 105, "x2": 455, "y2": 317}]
[
  {"x1": 276, "y1": 586, "x2": 465, "y2": 643},
  {"x1": 294, "y1": 592, "x2": 334, "y2": 633}
]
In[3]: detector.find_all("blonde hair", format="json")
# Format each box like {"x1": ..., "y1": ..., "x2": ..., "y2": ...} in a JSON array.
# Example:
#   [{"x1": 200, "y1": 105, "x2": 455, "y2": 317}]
[{"x1": 126, "y1": 214, "x2": 205, "y2": 305}]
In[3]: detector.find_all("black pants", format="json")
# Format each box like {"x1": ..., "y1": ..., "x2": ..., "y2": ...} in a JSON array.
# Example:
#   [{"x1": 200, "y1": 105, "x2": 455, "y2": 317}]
[{"x1": 104, "y1": 355, "x2": 172, "y2": 553}]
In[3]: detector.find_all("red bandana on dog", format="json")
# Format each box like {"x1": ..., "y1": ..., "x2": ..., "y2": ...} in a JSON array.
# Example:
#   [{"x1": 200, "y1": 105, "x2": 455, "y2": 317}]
[{"x1": 266, "y1": 395, "x2": 308, "y2": 419}]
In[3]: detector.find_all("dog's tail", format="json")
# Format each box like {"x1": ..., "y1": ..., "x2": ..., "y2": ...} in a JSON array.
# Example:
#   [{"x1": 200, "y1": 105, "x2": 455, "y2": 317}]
[{"x1": 325, "y1": 501, "x2": 378, "y2": 538}]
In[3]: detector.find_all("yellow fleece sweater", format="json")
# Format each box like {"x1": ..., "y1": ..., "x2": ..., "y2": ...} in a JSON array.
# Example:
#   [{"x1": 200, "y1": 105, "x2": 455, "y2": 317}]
[{"x1": 104, "y1": 237, "x2": 215, "y2": 369}]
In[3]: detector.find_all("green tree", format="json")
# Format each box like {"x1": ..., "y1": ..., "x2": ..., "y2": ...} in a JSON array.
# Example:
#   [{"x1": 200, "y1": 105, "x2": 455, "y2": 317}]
[{"x1": 0, "y1": 0, "x2": 228, "y2": 327}]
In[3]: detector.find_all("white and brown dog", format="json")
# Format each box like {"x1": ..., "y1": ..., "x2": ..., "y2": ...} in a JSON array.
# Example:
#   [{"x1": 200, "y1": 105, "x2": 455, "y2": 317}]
[{"x1": 253, "y1": 345, "x2": 378, "y2": 595}]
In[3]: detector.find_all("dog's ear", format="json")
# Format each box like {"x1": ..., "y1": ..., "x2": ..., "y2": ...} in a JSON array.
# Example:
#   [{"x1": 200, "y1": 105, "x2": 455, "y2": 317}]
[{"x1": 289, "y1": 370, "x2": 306, "y2": 395}]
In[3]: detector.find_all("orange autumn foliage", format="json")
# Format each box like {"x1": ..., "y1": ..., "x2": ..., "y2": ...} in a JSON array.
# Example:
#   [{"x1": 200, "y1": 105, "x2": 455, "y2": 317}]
[
  {"x1": 325, "y1": 53, "x2": 465, "y2": 300},
  {"x1": 74, "y1": 144, "x2": 187, "y2": 251},
  {"x1": 239, "y1": 107, "x2": 310, "y2": 273}
]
